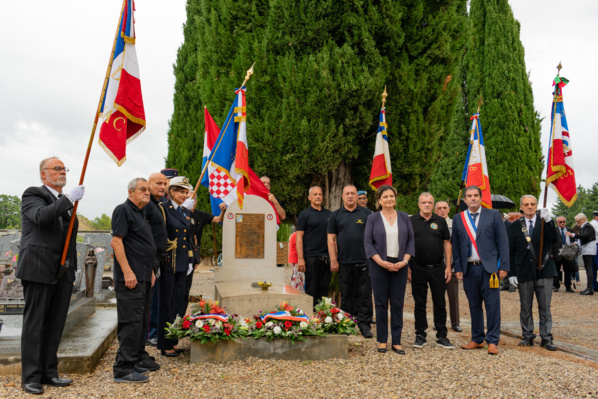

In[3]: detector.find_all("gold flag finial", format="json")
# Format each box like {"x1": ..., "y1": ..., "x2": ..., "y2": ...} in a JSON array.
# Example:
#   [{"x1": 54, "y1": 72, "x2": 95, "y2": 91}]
[
  {"x1": 240, "y1": 62, "x2": 256, "y2": 87},
  {"x1": 381, "y1": 85, "x2": 388, "y2": 108},
  {"x1": 557, "y1": 62, "x2": 563, "y2": 76},
  {"x1": 476, "y1": 94, "x2": 483, "y2": 113}
]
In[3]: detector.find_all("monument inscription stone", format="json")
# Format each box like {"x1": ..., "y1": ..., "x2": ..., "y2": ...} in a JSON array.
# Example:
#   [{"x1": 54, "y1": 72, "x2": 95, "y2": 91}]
[{"x1": 235, "y1": 213, "x2": 264, "y2": 258}]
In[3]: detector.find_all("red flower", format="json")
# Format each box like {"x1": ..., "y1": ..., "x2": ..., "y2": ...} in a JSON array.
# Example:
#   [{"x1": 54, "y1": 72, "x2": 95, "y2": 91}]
[
  {"x1": 224, "y1": 327, "x2": 232, "y2": 336},
  {"x1": 256, "y1": 321, "x2": 263, "y2": 329},
  {"x1": 284, "y1": 320, "x2": 292, "y2": 328},
  {"x1": 203, "y1": 325, "x2": 211, "y2": 333},
  {"x1": 182, "y1": 320, "x2": 191, "y2": 329},
  {"x1": 331, "y1": 308, "x2": 339, "y2": 314}
]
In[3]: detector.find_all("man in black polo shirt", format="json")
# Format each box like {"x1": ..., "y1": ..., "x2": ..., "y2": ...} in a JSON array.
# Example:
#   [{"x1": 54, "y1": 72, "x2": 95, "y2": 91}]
[
  {"x1": 111, "y1": 178, "x2": 157, "y2": 383},
  {"x1": 327, "y1": 184, "x2": 373, "y2": 338},
  {"x1": 297, "y1": 186, "x2": 332, "y2": 308},
  {"x1": 410, "y1": 192, "x2": 454, "y2": 349}
]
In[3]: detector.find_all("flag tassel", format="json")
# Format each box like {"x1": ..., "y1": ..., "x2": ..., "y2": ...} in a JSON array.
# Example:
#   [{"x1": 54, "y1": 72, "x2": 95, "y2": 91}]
[{"x1": 60, "y1": 0, "x2": 128, "y2": 267}]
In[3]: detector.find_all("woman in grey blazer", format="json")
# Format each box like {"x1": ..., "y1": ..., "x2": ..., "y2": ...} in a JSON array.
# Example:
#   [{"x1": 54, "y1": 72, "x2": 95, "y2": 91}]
[{"x1": 364, "y1": 185, "x2": 414, "y2": 354}]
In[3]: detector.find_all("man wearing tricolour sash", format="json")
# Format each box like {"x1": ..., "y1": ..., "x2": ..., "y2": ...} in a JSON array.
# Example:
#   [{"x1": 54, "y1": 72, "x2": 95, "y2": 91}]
[{"x1": 451, "y1": 185, "x2": 509, "y2": 355}]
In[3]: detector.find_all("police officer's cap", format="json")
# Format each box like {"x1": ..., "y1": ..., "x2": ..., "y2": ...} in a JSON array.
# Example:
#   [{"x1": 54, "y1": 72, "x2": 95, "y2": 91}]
[{"x1": 161, "y1": 168, "x2": 179, "y2": 179}]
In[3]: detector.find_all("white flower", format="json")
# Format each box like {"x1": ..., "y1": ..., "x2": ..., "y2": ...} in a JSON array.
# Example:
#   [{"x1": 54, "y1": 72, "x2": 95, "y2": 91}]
[
  {"x1": 266, "y1": 321, "x2": 274, "y2": 328},
  {"x1": 273, "y1": 326, "x2": 282, "y2": 335},
  {"x1": 239, "y1": 319, "x2": 248, "y2": 327},
  {"x1": 325, "y1": 316, "x2": 333, "y2": 324},
  {"x1": 215, "y1": 320, "x2": 223, "y2": 328},
  {"x1": 324, "y1": 297, "x2": 332, "y2": 306},
  {"x1": 195, "y1": 320, "x2": 204, "y2": 328},
  {"x1": 298, "y1": 309, "x2": 304, "y2": 315},
  {"x1": 209, "y1": 319, "x2": 215, "y2": 325},
  {"x1": 300, "y1": 321, "x2": 308, "y2": 328},
  {"x1": 337, "y1": 314, "x2": 344, "y2": 321}
]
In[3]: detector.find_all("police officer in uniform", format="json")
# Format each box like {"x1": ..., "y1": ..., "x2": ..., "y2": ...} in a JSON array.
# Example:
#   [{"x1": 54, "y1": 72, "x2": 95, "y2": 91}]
[{"x1": 157, "y1": 176, "x2": 194, "y2": 357}]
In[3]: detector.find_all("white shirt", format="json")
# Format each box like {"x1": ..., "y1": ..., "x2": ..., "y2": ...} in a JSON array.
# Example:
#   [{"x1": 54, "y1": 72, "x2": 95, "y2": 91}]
[
  {"x1": 590, "y1": 219, "x2": 598, "y2": 241},
  {"x1": 44, "y1": 185, "x2": 74, "y2": 204},
  {"x1": 579, "y1": 222, "x2": 597, "y2": 256},
  {"x1": 382, "y1": 215, "x2": 399, "y2": 258},
  {"x1": 466, "y1": 208, "x2": 481, "y2": 262}
]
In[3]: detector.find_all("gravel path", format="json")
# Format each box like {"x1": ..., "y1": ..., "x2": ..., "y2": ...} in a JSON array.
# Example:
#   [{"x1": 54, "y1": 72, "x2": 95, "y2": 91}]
[{"x1": 2, "y1": 270, "x2": 598, "y2": 398}]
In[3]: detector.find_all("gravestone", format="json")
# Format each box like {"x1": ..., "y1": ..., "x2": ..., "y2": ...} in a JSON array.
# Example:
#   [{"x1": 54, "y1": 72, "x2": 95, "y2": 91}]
[{"x1": 214, "y1": 195, "x2": 312, "y2": 317}]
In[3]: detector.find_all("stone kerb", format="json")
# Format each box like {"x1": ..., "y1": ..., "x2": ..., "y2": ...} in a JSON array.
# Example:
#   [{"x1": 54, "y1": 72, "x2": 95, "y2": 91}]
[{"x1": 190, "y1": 334, "x2": 348, "y2": 363}]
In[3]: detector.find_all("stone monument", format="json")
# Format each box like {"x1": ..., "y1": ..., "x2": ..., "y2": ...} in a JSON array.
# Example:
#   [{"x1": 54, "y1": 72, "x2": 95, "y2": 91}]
[{"x1": 214, "y1": 195, "x2": 313, "y2": 317}]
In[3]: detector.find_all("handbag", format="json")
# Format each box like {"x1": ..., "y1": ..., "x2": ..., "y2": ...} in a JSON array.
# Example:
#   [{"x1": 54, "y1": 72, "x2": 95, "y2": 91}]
[{"x1": 560, "y1": 243, "x2": 579, "y2": 261}]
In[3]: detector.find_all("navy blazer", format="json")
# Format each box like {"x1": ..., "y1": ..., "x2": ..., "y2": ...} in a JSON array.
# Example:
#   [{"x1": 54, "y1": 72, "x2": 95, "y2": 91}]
[
  {"x1": 452, "y1": 208, "x2": 510, "y2": 275},
  {"x1": 364, "y1": 211, "x2": 415, "y2": 265},
  {"x1": 509, "y1": 215, "x2": 557, "y2": 283},
  {"x1": 17, "y1": 186, "x2": 78, "y2": 284},
  {"x1": 161, "y1": 199, "x2": 193, "y2": 273}
]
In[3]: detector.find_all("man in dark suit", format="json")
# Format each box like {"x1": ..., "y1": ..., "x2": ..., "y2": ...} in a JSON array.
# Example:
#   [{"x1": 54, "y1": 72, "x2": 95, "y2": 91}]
[
  {"x1": 553, "y1": 216, "x2": 575, "y2": 292},
  {"x1": 508, "y1": 195, "x2": 558, "y2": 351},
  {"x1": 17, "y1": 156, "x2": 85, "y2": 395},
  {"x1": 452, "y1": 185, "x2": 509, "y2": 355}
]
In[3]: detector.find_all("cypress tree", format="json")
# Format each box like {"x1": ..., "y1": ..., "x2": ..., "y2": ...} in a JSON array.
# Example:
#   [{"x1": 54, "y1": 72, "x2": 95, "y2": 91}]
[
  {"x1": 430, "y1": 0, "x2": 542, "y2": 210},
  {"x1": 167, "y1": 0, "x2": 468, "y2": 248}
]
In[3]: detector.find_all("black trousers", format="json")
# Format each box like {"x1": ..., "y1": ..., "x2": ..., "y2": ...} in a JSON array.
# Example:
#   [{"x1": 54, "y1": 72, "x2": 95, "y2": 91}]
[
  {"x1": 21, "y1": 275, "x2": 73, "y2": 384},
  {"x1": 553, "y1": 257, "x2": 572, "y2": 289},
  {"x1": 304, "y1": 256, "x2": 331, "y2": 308},
  {"x1": 157, "y1": 270, "x2": 187, "y2": 350},
  {"x1": 113, "y1": 281, "x2": 152, "y2": 378},
  {"x1": 582, "y1": 254, "x2": 594, "y2": 291},
  {"x1": 339, "y1": 262, "x2": 373, "y2": 326},
  {"x1": 369, "y1": 258, "x2": 408, "y2": 345},
  {"x1": 411, "y1": 264, "x2": 448, "y2": 339}
]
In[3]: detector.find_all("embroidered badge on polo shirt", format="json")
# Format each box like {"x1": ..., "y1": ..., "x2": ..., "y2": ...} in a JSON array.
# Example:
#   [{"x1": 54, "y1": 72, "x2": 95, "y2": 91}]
[{"x1": 430, "y1": 223, "x2": 438, "y2": 230}]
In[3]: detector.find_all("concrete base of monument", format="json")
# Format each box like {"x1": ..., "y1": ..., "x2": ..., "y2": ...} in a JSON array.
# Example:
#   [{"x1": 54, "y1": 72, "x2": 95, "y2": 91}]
[
  {"x1": 214, "y1": 266, "x2": 285, "y2": 285},
  {"x1": 215, "y1": 281, "x2": 313, "y2": 318},
  {"x1": 0, "y1": 308, "x2": 117, "y2": 375},
  {"x1": 190, "y1": 334, "x2": 348, "y2": 363}
]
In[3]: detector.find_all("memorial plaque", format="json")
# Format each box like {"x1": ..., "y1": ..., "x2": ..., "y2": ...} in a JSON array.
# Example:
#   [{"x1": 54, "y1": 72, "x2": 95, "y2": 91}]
[{"x1": 235, "y1": 213, "x2": 265, "y2": 259}]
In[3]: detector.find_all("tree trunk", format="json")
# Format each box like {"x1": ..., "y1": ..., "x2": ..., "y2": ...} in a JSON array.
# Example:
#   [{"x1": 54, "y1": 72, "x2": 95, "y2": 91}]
[{"x1": 326, "y1": 161, "x2": 352, "y2": 211}]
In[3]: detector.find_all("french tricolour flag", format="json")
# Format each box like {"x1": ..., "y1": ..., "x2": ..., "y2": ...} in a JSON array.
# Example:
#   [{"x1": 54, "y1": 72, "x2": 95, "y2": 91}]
[
  {"x1": 369, "y1": 108, "x2": 392, "y2": 190},
  {"x1": 463, "y1": 113, "x2": 492, "y2": 208},
  {"x1": 98, "y1": 0, "x2": 145, "y2": 166}
]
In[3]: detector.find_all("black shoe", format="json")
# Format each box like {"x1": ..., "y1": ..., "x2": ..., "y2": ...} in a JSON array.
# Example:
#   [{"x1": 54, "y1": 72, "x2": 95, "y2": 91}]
[
  {"x1": 42, "y1": 377, "x2": 73, "y2": 387},
  {"x1": 359, "y1": 325, "x2": 373, "y2": 339},
  {"x1": 518, "y1": 337, "x2": 534, "y2": 347},
  {"x1": 161, "y1": 349, "x2": 180, "y2": 357},
  {"x1": 137, "y1": 359, "x2": 160, "y2": 371},
  {"x1": 508, "y1": 286, "x2": 517, "y2": 292},
  {"x1": 377, "y1": 345, "x2": 387, "y2": 353},
  {"x1": 114, "y1": 372, "x2": 149, "y2": 383},
  {"x1": 566, "y1": 287, "x2": 574, "y2": 293},
  {"x1": 580, "y1": 289, "x2": 594, "y2": 295},
  {"x1": 391, "y1": 346, "x2": 406, "y2": 355},
  {"x1": 436, "y1": 337, "x2": 455, "y2": 349},
  {"x1": 540, "y1": 340, "x2": 557, "y2": 351},
  {"x1": 413, "y1": 335, "x2": 426, "y2": 348},
  {"x1": 452, "y1": 325, "x2": 462, "y2": 332},
  {"x1": 134, "y1": 365, "x2": 149, "y2": 375},
  {"x1": 174, "y1": 348, "x2": 186, "y2": 353},
  {"x1": 553, "y1": 288, "x2": 559, "y2": 292},
  {"x1": 146, "y1": 337, "x2": 158, "y2": 346},
  {"x1": 22, "y1": 383, "x2": 44, "y2": 395}
]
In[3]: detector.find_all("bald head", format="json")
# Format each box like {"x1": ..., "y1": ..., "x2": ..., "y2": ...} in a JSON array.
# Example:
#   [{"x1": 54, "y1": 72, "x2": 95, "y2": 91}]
[{"x1": 148, "y1": 172, "x2": 168, "y2": 199}]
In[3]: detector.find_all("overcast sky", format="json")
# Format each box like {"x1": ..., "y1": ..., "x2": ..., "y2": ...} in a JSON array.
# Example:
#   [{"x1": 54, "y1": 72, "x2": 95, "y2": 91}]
[{"x1": 1, "y1": 1, "x2": 596, "y2": 219}]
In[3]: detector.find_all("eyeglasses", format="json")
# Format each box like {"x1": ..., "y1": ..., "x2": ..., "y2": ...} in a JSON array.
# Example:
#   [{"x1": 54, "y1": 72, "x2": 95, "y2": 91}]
[
  {"x1": 557, "y1": 221, "x2": 566, "y2": 223},
  {"x1": 44, "y1": 167, "x2": 69, "y2": 173}
]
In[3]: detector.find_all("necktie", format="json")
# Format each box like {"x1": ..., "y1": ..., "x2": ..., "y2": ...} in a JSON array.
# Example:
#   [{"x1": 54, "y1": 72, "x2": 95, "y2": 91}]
[
  {"x1": 471, "y1": 212, "x2": 478, "y2": 223},
  {"x1": 468, "y1": 213, "x2": 478, "y2": 257},
  {"x1": 561, "y1": 228, "x2": 566, "y2": 245},
  {"x1": 529, "y1": 219, "x2": 534, "y2": 236},
  {"x1": 177, "y1": 206, "x2": 182, "y2": 214}
]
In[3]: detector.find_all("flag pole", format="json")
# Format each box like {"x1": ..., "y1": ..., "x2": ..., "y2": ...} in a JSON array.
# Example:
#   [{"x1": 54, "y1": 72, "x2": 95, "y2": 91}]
[
  {"x1": 456, "y1": 95, "x2": 483, "y2": 208},
  {"x1": 538, "y1": 62, "x2": 563, "y2": 270},
  {"x1": 191, "y1": 62, "x2": 255, "y2": 199},
  {"x1": 59, "y1": 0, "x2": 128, "y2": 267}
]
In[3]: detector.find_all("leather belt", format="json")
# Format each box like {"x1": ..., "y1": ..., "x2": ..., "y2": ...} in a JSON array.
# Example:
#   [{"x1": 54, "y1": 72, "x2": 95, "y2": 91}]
[
  {"x1": 414, "y1": 262, "x2": 443, "y2": 269},
  {"x1": 468, "y1": 260, "x2": 482, "y2": 265}
]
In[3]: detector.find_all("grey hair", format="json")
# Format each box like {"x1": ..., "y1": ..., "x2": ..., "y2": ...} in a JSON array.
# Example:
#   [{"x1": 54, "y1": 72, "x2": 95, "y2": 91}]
[
  {"x1": 574, "y1": 213, "x2": 587, "y2": 222},
  {"x1": 39, "y1": 156, "x2": 60, "y2": 182},
  {"x1": 519, "y1": 194, "x2": 537, "y2": 207},
  {"x1": 342, "y1": 184, "x2": 357, "y2": 193},
  {"x1": 556, "y1": 215, "x2": 566, "y2": 221},
  {"x1": 128, "y1": 177, "x2": 147, "y2": 192},
  {"x1": 418, "y1": 192, "x2": 434, "y2": 202},
  {"x1": 435, "y1": 201, "x2": 449, "y2": 208},
  {"x1": 308, "y1": 186, "x2": 322, "y2": 195}
]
